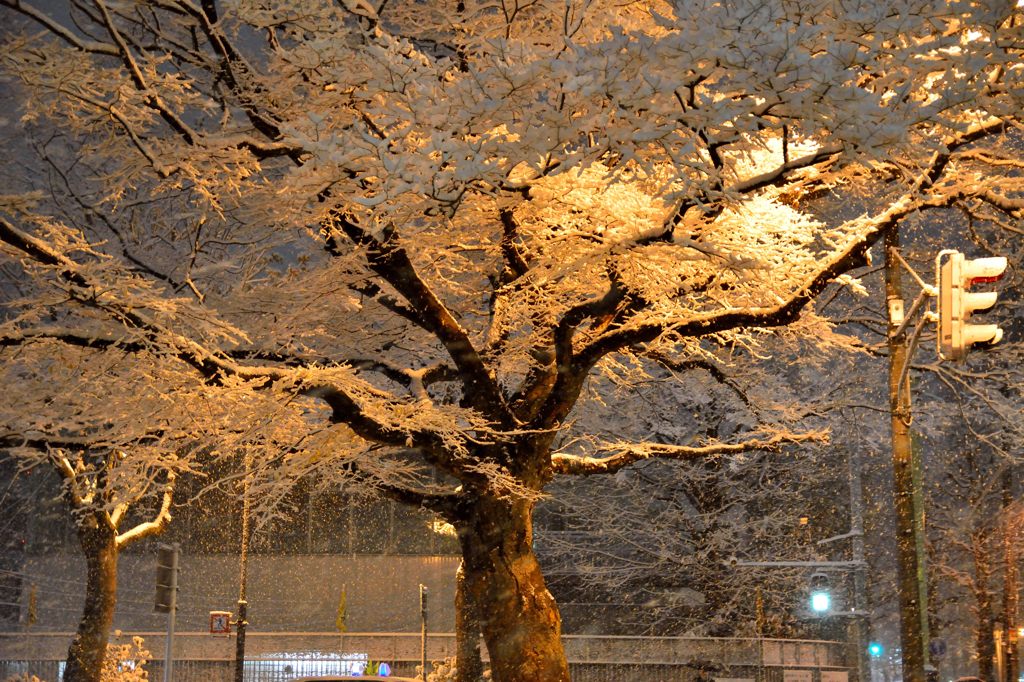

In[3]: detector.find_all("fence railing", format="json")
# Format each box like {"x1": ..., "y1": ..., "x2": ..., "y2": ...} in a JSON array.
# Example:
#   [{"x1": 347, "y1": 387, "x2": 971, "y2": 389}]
[{"x1": 0, "y1": 632, "x2": 848, "y2": 682}]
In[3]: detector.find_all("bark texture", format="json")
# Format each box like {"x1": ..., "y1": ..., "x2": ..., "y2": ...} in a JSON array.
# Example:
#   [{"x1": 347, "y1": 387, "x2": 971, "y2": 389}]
[
  {"x1": 458, "y1": 495, "x2": 570, "y2": 682},
  {"x1": 64, "y1": 522, "x2": 118, "y2": 682}
]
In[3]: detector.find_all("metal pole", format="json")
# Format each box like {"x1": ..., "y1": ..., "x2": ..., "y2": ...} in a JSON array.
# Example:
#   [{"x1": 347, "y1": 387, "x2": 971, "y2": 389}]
[
  {"x1": 848, "y1": 446, "x2": 870, "y2": 682},
  {"x1": 755, "y1": 586, "x2": 765, "y2": 682},
  {"x1": 162, "y1": 543, "x2": 179, "y2": 682},
  {"x1": 234, "y1": 451, "x2": 252, "y2": 682},
  {"x1": 885, "y1": 235, "x2": 929, "y2": 682},
  {"x1": 420, "y1": 583, "x2": 428, "y2": 681}
]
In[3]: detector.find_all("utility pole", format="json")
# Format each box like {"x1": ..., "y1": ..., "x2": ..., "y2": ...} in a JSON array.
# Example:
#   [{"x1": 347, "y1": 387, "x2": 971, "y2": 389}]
[{"x1": 885, "y1": 233, "x2": 930, "y2": 682}]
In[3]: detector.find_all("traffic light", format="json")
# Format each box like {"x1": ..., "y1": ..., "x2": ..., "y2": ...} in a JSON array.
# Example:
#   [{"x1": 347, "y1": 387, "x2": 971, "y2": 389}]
[
  {"x1": 154, "y1": 543, "x2": 179, "y2": 613},
  {"x1": 809, "y1": 572, "x2": 831, "y2": 614},
  {"x1": 868, "y1": 642, "x2": 884, "y2": 658},
  {"x1": 938, "y1": 251, "x2": 1007, "y2": 361}
]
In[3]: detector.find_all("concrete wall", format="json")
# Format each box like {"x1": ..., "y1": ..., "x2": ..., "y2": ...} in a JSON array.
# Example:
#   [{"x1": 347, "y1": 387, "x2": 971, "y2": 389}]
[{"x1": 15, "y1": 553, "x2": 459, "y2": 633}]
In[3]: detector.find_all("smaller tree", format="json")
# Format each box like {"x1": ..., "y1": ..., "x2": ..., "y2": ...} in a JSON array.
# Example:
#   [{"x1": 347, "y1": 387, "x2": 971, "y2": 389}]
[{"x1": 0, "y1": 293, "x2": 314, "y2": 682}]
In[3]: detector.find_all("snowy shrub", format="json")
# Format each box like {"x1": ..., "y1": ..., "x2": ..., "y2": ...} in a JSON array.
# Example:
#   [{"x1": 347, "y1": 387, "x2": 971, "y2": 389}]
[
  {"x1": 421, "y1": 657, "x2": 491, "y2": 682},
  {"x1": 101, "y1": 636, "x2": 150, "y2": 682}
]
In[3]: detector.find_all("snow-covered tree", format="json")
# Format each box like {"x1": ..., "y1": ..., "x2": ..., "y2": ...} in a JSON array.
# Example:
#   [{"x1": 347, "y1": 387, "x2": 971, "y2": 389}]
[{"x1": 0, "y1": 0, "x2": 1022, "y2": 680}]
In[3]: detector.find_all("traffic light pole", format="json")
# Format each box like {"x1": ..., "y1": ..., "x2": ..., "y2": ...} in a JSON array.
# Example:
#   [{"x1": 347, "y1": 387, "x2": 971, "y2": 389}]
[
  {"x1": 159, "y1": 543, "x2": 179, "y2": 682},
  {"x1": 885, "y1": 235, "x2": 930, "y2": 682}
]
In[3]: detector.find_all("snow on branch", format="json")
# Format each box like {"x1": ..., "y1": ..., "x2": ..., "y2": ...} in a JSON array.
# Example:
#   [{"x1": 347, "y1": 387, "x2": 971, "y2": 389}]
[
  {"x1": 573, "y1": 117, "x2": 1011, "y2": 368},
  {"x1": 550, "y1": 429, "x2": 828, "y2": 476},
  {"x1": 0, "y1": 216, "x2": 480, "y2": 460}
]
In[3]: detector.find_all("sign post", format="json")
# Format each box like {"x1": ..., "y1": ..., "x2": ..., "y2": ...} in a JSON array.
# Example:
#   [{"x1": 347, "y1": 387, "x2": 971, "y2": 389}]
[{"x1": 420, "y1": 584, "x2": 428, "y2": 681}]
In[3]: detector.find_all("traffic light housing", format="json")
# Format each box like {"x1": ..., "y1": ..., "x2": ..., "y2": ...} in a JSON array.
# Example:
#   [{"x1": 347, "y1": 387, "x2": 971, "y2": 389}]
[
  {"x1": 938, "y1": 252, "x2": 1007, "y2": 361},
  {"x1": 154, "y1": 544, "x2": 179, "y2": 613},
  {"x1": 809, "y1": 572, "x2": 831, "y2": 614}
]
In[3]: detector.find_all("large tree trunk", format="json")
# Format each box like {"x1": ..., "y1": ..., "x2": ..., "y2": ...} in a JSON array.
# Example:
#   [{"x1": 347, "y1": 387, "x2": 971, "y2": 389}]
[
  {"x1": 455, "y1": 561, "x2": 485, "y2": 682},
  {"x1": 65, "y1": 522, "x2": 118, "y2": 682},
  {"x1": 457, "y1": 495, "x2": 570, "y2": 682}
]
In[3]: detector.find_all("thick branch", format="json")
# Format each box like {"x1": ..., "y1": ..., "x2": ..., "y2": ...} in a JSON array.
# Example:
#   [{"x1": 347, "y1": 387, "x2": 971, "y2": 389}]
[
  {"x1": 94, "y1": 0, "x2": 198, "y2": 145},
  {"x1": 498, "y1": 208, "x2": 530, "y2": 280},
  {"x1": 179, "y1": 0, "x2": 291, "y2": 144},
  {"x1": 552, "y1": 282, "x2": 627, "y2": 381},
  {"x1": 976, "y1": 189, "x2": 1024, "y2": 212},
  {"x1": 0, "y1": 328, "x2": 459, "y2": 397},
  {"x1": 0, "y1": 328, "x2": 141, "y2": 352},
  {"x1": 351, "y1": 288, "x2": 422, "y2": 331},
  {"x1": 584, "y1": 119, "x2": 1010, "y2": 366}
]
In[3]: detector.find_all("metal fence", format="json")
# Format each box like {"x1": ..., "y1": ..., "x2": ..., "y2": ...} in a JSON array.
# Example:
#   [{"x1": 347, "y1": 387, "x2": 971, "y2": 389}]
[{"x1": 0, "y1": 632, "x2": 849, "y2": 682}]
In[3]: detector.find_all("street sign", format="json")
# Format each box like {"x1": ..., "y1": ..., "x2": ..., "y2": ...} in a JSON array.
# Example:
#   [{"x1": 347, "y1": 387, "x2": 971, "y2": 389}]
[{"x1": 209, "y1": 611, "x2": 232, "y2": 635}]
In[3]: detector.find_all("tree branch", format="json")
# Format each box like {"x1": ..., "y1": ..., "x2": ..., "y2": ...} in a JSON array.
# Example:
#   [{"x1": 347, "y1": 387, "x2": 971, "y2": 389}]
[{"x1": 551, "y1": 429, "x2": 827, "y2": 476}]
